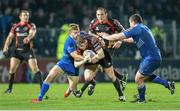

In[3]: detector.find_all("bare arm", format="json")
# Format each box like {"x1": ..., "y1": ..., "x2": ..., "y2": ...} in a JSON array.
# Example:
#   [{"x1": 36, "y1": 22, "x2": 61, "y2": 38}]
[
  {"x1": 74, "y1": 59, "x2": 85, "y2": 68},
  {"x1": 23, "y1": 29, "x2": 37, "y2": 44},
  {"x1": 3, "y1": 32, "x2": 15, "y2": 53},
  {"x1": 70, "y1": 51, "x2": 84, "y2": 61},
  {"x1": 122, "y1": 38, "x2": 134, "y2": 43},
  {"x1": 91, "y1": 48, "x2": 105, "y2": 64},
  {"x1": 103, "y1": 32, "x2": 126, "y2": 41}
]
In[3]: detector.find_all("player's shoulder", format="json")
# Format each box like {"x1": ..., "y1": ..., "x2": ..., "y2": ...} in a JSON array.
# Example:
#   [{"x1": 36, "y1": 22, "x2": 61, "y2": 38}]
[
  {"x1": 28, "y1": 22, "x2": 36, "y2": 28},
  {"x1": 111, "y1": 18, "x2": 121, "y2": 26},
  {"x1": 12, "y1": 22, "x2": 20, "y2": 28},
  {"x1": 90, "y1": 18, "x2": 98, "y2": 25}
]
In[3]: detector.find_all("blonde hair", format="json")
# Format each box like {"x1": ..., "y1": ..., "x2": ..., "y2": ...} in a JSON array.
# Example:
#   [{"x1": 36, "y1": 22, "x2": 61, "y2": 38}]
[{"x1": 69, "y1": 23, "x2": 80, "y2": 32}]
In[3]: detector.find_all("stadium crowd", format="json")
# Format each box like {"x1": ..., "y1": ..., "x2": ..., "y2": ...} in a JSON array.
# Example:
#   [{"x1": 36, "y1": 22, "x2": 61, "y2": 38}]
[{"x1": 0, "y1": 0, "x2": 179, "y2": 58}]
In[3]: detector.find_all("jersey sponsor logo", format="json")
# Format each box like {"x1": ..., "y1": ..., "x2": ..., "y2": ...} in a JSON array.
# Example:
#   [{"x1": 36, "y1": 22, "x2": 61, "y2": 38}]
[
  {"x1": 16, "y1": 27, "x2": 20, "y2": 32},
  {"x1": 23, "y1": 27, "x2": 28, "y2": 31},
  {"x1": 16, "y1": 32, "x2": 28, "y2": 37},
  {"x1": 95, "y1": 27, "x2": 99, "y2": 31}
]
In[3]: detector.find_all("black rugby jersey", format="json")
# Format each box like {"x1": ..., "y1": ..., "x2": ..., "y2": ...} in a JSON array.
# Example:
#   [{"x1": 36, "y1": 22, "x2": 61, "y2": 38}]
[
  {"x1": 10, "y1": 22, "x2": 36, "y2": 50},
  {"x1": 89, "y1": 18, "x2": 124, "y2": 48}
]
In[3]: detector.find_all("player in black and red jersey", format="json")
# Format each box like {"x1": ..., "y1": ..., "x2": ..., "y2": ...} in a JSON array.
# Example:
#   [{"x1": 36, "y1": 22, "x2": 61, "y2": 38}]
[
  {"x1": 2, "y1": 10, "x2": 43, "y2": 93},
  {"x1": 73, "y1": 31, "x2": 125, "y2": 101},
  {"x1": 89, "y1": 7, "x2": 132, "y2": 90}
]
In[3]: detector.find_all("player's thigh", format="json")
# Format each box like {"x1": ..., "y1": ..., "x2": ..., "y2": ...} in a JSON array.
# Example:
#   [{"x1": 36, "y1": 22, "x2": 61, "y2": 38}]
[
  {"x1": 45, "y1": 65, "x2": 64, "y2": 82},
  {"x1": 84, "y1": 65, "x2": 97, "y2": 81},
  {"x1": 28, "y1": 58, "x2": 39, "y2": 73},
  {"x1": 104, "y1": 66, "x2": 116, "y2": 81},
  {"x1": 139, "y1": 59, "x2": 160, "y2": 76},
  {"x1": 9, "y1": 57, "x2": 21, "y2": 73}
]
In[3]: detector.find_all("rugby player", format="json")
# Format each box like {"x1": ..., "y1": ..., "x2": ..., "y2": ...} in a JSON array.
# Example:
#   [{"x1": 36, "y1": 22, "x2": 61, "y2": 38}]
[
  {"x1": 102, "y1": 13, "x2": 175, "y2": 102},
  {"x1": 3, "y1": 10, "x2": 43, "y2": 93},
  {"x1": 32, "y1": 24, "x2": 87, "y2": 103}
]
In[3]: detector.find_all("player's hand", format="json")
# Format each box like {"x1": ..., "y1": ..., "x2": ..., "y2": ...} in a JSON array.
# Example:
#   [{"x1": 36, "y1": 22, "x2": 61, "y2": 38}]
[
  {"x1": 112, "y1": 41, "x2": 122, "y2": 49},
  {"x1": 91, "y1": 57, "x2": 99, "y2": 64},
  {"x1": 23, "y1": 37, "x2": 30, "y2": 44},
  {"x1": 3, "y1": 51, "x2": 9, "y2": 57}
]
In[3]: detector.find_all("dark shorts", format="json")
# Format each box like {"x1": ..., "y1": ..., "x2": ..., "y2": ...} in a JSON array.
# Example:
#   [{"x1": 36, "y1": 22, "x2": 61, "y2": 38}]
[
  {"x1": 98, "y1": 49, "x2": 112, "y2": 68},
  {"x1": 12, "y1": 49, "x2": 35, "y2": 62}
]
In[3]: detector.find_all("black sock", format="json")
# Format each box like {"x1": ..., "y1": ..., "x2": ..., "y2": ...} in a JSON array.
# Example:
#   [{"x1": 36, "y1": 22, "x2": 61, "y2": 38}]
[
  {"x1": 148, "y1": 74, "x2": 157, "y2": 81},
  {"x1": 114, "y1": 69, "x2": 123, "y2": 80},
  {"x1": 113, "y1": 78, "x2": 124, "y2": 97},
  {"x1": 90, "y1": 79, "x2": 96, "y2": 86},
  {"x1": 35, "y1": 71, "x2": 43, "y2": 88},
  {"x1": 8, "y1": 73, "x2": 15, "y2": 90},
  {"x1": 81, "y1": 81, "x2": 90, "y2": 93}
]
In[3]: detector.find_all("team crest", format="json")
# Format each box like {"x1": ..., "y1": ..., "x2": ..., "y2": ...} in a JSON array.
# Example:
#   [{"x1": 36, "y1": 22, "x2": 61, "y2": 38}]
[{"x1": 23, "y1": 27, "x2": 28, "y2": 31}]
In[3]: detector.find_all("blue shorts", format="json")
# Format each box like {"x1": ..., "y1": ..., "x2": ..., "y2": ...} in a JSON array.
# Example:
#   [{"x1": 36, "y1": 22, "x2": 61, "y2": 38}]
[
  {"x1": 56, "y1": 61, "x2": 79, "y2": 76},
  {"x1": 139, "y1": 58, "x2": 161, "y2": 76}
]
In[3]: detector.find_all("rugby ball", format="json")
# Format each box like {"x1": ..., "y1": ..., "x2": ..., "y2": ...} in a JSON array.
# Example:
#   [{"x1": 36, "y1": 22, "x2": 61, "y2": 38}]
[{"x1": 83, "y1": 50, "x2": 96, "y2": 58}]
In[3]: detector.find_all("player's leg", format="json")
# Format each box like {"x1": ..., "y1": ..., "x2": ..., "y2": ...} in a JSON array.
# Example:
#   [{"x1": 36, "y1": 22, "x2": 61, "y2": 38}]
[
  {"x1": 104, "y1": 66, "x2": 125, "y2": 102},
  {"x1": 64, "y1": 75, "x2": 78, "y2": 98},
  {"x1": 134, "y1": 71, "x2": 147, "y2": 102},
  {"x1": 75, "y1": 65, "x2": 96, "y2": 98},
  {"x1": 28, "y1": 58, "x2": 43, "y2": 88},
  {"x1": 114, "y1": 68, "x2": 128, "y2": 91},
  {"x1": 150, "y1": 74, "x2": 175, "y2": 94},
  {"x1": 143, "y1": 59, "x2": 175, "y2": 94},
  {"x1": 32, "y1": 65, "x2": 64, "y2": 102},
  {"x1": 4, "y1": 57, "x2": 21, "y2": 93}
]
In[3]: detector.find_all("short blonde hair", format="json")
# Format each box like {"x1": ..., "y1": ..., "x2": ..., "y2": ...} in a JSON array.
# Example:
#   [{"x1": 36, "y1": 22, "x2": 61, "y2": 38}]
[{"x1": 69, "y1": 23, "x2": 80, "y2": 32}]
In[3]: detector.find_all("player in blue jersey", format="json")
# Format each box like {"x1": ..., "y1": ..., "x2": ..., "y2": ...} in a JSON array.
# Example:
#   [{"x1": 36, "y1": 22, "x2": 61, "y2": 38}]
[
  {"x1": 32, "y1": 23, "x2": 87, "y2": 103},
  {"x1": 102, "y1": 13, "x2": 175, "y2": 103}
]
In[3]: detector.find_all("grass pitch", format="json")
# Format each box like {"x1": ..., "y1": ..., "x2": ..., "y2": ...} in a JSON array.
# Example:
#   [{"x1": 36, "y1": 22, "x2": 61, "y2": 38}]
[{"x1": 0, "y1": 83, "x2": 179, "y2": 110}]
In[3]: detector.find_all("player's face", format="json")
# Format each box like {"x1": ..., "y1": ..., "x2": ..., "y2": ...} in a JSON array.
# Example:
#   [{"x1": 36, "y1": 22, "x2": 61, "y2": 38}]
[
  {"x1": 79, "y1": 40, "x2": 88, "y2": 50},
  {"x1": 71, "y1": 29, "x2": 80, "y2": 39},
  {"x1": 19, "y1": 12, "x2": 29, "y2": 22},
  {"x1": 129, "y1": 20, "x2": 135, "y2": 27},
  {"x1": 96, "y1": 10, "x2": 107, "y2": 23}
]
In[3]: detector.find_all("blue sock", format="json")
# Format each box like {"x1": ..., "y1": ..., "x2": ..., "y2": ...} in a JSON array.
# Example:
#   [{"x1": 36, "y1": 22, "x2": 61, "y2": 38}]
[
  {"x1": 137, "y1": 84, "x2": 146, "y2": 102},
  {"x1": 38, "y1": 82, "x2": 50, "y2": 101},
  {"x1": 151, "y1": 75, "x2": 169, "y2": 88}
]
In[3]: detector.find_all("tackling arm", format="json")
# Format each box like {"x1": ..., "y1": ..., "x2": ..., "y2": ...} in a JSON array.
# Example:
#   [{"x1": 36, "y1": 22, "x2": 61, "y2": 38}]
[{"x1": 103, "y1": 32, "x2": 126, "y2": 41}]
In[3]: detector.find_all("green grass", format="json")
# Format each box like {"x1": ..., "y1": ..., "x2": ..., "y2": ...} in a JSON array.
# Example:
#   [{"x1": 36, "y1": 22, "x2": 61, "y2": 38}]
[{"x1": 0, "y1": 83, "x2": 179, "y2": 110}]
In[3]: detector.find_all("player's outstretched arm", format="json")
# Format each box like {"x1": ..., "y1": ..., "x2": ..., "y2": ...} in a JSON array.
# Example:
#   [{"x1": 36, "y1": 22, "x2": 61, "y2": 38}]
[
  {"x1": 103, "y1": 32, "x2": 126, "y2": 41},
  {"x1": 70, "y1": 51, "x2": 84, "y2": 61}
]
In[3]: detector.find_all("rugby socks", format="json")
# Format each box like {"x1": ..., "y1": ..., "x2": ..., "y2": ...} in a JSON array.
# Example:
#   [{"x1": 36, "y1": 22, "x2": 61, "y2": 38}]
[
  {"x1": 35, "y1": 71, "x2": 43, "y2": 88},
  {"x1": 8, "y1": 73, "x2": 15, "y2": 90},
  {"x1": 150, "y1": 74, "x2": 169, "y2": 88},
  {"x1": 38, "y1": 82, "x2": 50, "y2": 101},
  {"x1": 81, "y1": 79, "x2": 96, "y2": 93},
  {"x1": 112, "y1": 78, "x2": 123, "y2": 96},
  {"x1": 114, "y1": 69, "x2": 123, "y2": 80},
  {"x1": 137, "y1": 84, "x2": 146, "y2": 102}
]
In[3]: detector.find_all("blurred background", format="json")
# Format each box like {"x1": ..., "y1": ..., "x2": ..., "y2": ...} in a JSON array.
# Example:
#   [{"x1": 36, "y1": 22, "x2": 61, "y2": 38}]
[{"x1": 0, "y1": 0, "x2": 180, "y2": 83}]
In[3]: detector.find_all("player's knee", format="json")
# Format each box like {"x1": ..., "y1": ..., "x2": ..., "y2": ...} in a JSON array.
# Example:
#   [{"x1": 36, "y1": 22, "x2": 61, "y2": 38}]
[
  {"x1": 31, "y1": 67, "x2": 39, "y2": 74},
  {"x1": 85, "y1": 75, "x2": 93, "y2": 82}
]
